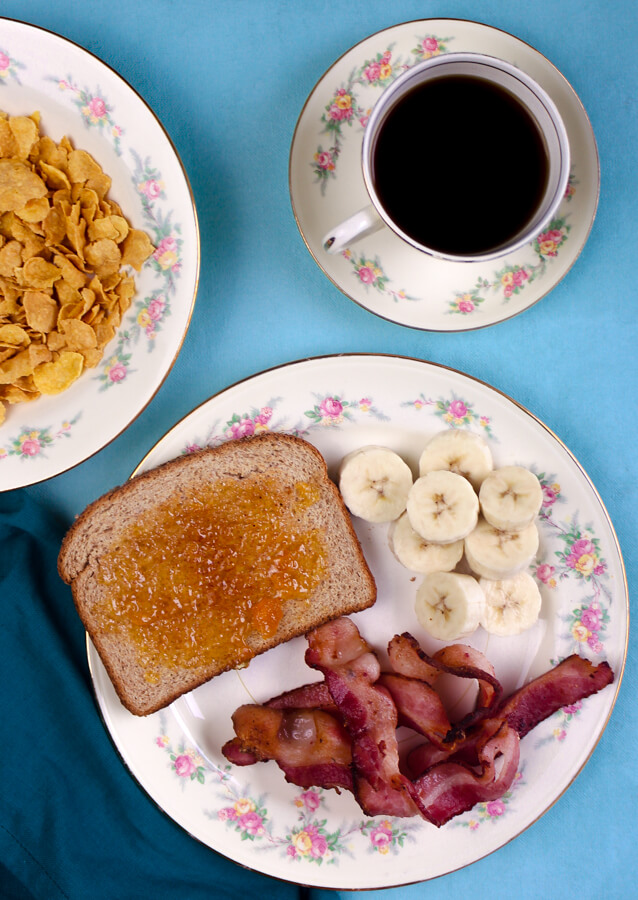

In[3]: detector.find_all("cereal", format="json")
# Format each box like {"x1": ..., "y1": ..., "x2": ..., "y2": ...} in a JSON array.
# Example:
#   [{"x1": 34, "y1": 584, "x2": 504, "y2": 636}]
[{"x1": 0, "y1": 109, "x2": 154, "y2": 424}]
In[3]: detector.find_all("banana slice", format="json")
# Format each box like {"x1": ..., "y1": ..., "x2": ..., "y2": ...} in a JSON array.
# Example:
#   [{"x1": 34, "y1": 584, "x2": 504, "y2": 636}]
[
  {"x1": 389, "y1": 511, "x2": 464, "y2": 573},
  {"x1": 407, "y1": 470, "x2": 479, "y2": 544},
  {"x1": 464, "y1": 516, "x2": 539, "y2": 580},
  {"x1": 479, "y1": 571, "x2": 542, "y2": 635},
  {"x1": 479, "y1": 465, "x2": 542, "y2": 531},
  {"x1": 338, "y1": 445, "x2": 413, "y2": 523},
  {"x1": 415, "y1": 571, "x2": 486, "y2": 640},
  {"x1": 419, "y1": 428, "x2": 493, "y2": 490}
]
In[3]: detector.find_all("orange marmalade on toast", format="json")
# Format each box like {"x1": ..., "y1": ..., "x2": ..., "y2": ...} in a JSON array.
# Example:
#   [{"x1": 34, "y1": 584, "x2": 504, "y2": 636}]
[{"x1": 95, "y1": 475, "x2": 326, "y2": 682}]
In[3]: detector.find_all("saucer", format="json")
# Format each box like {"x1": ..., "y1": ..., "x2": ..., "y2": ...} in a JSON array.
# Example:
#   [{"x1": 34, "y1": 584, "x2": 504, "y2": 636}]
[{"x1": 289, "y1": 19, "x2": 599, "y2": 331}]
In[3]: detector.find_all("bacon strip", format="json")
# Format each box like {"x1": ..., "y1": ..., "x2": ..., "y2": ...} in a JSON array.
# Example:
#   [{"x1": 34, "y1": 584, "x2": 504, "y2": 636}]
[
  {"x1": 497, "y1": 653, "x2": 614, "y2": 738},
  {"x1": 388, "y1": 633, "x2": 503, "y2": 738},
  {"x1": 306, "y1": 619, "x2": 418, "y2": 817},
  {"x1": 407, "y1": 654, "x2": 615, "y2": 778},
  {"x1": 266, "y1": 681, "x2": 335, "y2": 711},
  {"x1": 221, "y1": 705, "x2": 353, "y2": 791},
  {"x1": 409, "y1": 722, "x2": 520, "y2": 827},
  {"x1": 378, "y1": 673, "x2": 452, "y2": 750},
  {"x1": 387, "y1": 633, "x2": 440, "y2": 684}
]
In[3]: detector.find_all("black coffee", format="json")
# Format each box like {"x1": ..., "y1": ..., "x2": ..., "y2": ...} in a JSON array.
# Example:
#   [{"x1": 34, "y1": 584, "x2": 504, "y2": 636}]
[{"x1": 372, "y1": 74, "x2": 550, "y2": 255}]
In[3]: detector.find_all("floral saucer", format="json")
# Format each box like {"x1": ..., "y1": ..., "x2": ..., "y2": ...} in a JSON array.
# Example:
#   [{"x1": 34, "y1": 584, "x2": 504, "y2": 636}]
[
  {"x1": 289, "y1": 19, "x2": 599, "y2": 331},
  {"x1": 0, "y1": 19, "x2": 199, "y2": 489},
  {"x1": 87, "y1": 354, "x2": 626, "y2": 889}
]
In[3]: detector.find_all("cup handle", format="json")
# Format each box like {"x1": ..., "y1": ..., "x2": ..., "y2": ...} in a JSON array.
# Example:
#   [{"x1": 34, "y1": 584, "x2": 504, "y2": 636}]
[{"x1": 322, "y1": 205, "x2": 383, "y2": 254}]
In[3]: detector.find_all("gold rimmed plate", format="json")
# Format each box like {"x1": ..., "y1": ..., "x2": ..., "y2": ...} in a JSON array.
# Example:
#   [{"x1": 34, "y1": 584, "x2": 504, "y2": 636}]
[
  {"x1": 87, "y1": 353, "x2": 626, "y2": 889},
  {"x1": 0, "y1": 19, "x2": 199, "y2": 489},
  {"x1": 290, "y1": 19, "x2": 599, "y2": 331}
]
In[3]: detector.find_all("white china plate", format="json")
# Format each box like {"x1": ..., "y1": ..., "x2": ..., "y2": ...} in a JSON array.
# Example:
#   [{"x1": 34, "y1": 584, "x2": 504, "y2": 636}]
[
  {"x1": 290, "y1": 19, "x2": 599, "y2": 331},
  {"x1": 0, "y1": 19, "x2": 199, "y2": 489},
  {"x1": 88, "y1": 354, "x2": 626, "y2": 890}
]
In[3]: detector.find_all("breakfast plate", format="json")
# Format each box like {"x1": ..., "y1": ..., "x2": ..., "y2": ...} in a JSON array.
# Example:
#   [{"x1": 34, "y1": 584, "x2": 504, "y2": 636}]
[
  {"x1": 0, "y1": 19, "x2": 199, "y2": 490},
  {"x1": 290, "y1": 19, "x2": 599, "y2": 331},
  {"x1": 87, "y1": 354, "x2": 626, "y2": 889}
]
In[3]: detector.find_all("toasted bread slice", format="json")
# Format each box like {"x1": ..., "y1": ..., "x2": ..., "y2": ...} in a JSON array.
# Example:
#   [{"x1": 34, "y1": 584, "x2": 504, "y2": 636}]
[{"x1": 58, "y1": 433, "x2": 376, "y2": 715}]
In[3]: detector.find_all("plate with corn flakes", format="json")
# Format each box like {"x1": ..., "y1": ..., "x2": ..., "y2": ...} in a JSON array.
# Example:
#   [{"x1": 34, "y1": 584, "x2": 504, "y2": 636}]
[{"x1": 0, "y1": 18, "x2": 199, "y2": 489}]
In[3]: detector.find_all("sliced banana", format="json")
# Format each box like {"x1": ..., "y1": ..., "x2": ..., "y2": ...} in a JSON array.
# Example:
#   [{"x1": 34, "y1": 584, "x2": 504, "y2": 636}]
[
  {"x1": 338, "y1": 445, "x2": 413, "y2": 523},
  {"x1": 479, "y1": 571, "x2": 542, "y2": 635},
  {"x1": 415, "y1": 571, "x2": 486, "y2": 641},
  {"x1": 389, "y1": 511, "x2": 464, "y2": 574},
  {"x1": 479, "y1": 465, "x2": 542, "y2": 532},
  {"x1": 407, "y1": 470, "x2": 479, "y2": 544},
  {"x1": 419, "y1": 428, "x2": 493, "y2": 490},
  {"x1": 464, "y1": 516, "x2": 539, "y2": 580}
]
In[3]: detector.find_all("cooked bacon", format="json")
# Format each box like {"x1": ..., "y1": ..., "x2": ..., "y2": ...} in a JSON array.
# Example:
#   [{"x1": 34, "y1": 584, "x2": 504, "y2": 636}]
[
  {"x1": 304, "y1": 615, "x2": 371, "y2": 667},
  {"x1": 306, "y1": 618, "x2": 418, "y2": 817},
  {"x1": 387, "y1": 633, "x2": 440, "y2": 684},
  {"x1": 222, "y1": 741, "x2": 260, "y2": 767},
  {"x1": 497, "y1": 653, "x2": 614, "y2": 738},
  {"x1": 407, "y1": 655, "x2": 615, "y2": 778},
  {"x1": 434, "y1": 644, "x2": 500, "y2": 712},
  {"x1": 221, "y1": 705, "x2": 353, "y2": 791},
  {"x1": 223, "y1": 618, "x2": 615, "y2": 827},
  {"x1": 409, "y1": 722, "x2": 520, "y2": 827},
  {"x1": 378, "y1": 673, "x2": 452, "y2": 750},
  {"x1": 266, "y1": 680, "x2": 335, "y2": 711},
  {"x1": 387, "y1": 634, "x2": 502, "y2": 739},
  {"x1": 407, "y1": 718, "x2": 503, "y2": 777}
]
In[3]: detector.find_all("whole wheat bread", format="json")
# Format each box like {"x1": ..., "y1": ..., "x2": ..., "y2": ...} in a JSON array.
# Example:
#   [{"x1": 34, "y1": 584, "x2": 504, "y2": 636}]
[{"x1": 58, "y1": 433, "x2": 376, "y2": 716}]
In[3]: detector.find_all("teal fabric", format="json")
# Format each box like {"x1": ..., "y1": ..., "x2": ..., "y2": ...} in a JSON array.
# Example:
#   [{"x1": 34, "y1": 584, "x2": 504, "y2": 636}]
[
  {"x1": 0, "y1": 1, "x2": 637, "y2": 898},
  {"x1": 0, "y1": 491, "x2": 299, "y2": 900}
]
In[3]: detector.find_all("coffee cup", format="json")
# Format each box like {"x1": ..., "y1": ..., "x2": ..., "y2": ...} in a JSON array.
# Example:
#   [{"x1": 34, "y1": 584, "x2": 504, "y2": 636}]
[{"x1": 322, "y1": 52, "x2": 570, "y2": 262}]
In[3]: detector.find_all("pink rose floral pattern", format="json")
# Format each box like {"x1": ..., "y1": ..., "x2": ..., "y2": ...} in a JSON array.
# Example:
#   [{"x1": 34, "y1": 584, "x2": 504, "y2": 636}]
[
  {"x1": 342, "y1": 250, "x2": 418, "y2": 302},
  {"x1": 401, "y1": 392, "x2": 495, "y2": 438},
  {"x1": 0, "y1": 415, "x2": 80, "y2": 461},
  {"x1": 156, "y1": 733, "x2": 206, "y2": 785},
  {"x1": 0, "y1": 47, "x2": 25, "y2": 84},
  {"x1": 155, "y1": 722, "x2": 423, "y2": 863},
  {"x1": 284, "y1": 789, "x2": 345, "y2": 864},
  {"x1": 93, "y1": 150, "x2": 182, "y2": 389},
  {"x1": 412, "y1": 34, "x2": 453, "y2": 60},
  {"x1": 452, "y1": 771, "x2": 525, "y2": 831},
  {"x1": 564, "y1": 171, "x2": 578, "y2": 202},
  {"x1": 312, "y1": 36, "x2": 453, "y2": 190},
  {"x1": 529, "y1": 471, "x2": 612, "y2": 741},
  {"x1": 535, "y1": 700, "x2": 587, "y2": 748},
  {"x1": 304, "y1": 392, "x2": 389, "y2": 426},
  {"x1": 51, "y1": 75, "x2": 123, "y2": 153},
  {"x1": 179, "y1": 405, "x2": 278, "y2": 454},
  {"x1": 218, "y1": 796, "x2": 269, "y2": 842},
  {"x1": 448, "y1": 215, "x2": 572, "y2": 316},
  {"x1": 360, "y1": 818, "x2": 416, "y2": 854},
  {"x1": 178, "y1": 393, "x2": 390, "y2": 455}
]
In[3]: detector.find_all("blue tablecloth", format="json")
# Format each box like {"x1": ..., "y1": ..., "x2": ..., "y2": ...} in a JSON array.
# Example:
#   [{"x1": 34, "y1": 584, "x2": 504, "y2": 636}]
[{"x1": 1, "y1": 1, "x2": 636, "y2": 898}]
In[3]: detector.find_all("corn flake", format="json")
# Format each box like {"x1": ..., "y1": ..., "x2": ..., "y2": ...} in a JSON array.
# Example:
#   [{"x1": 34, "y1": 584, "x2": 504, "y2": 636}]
[
  {"x1": 33, "y1": 350, "x2": 84, "y2": 394},
  {"x1": 0, "y1": 109, "x2": 154, "y2": 424},
  {"x1": 0, "y1": 158, "x2": 48, "y2": 211}
]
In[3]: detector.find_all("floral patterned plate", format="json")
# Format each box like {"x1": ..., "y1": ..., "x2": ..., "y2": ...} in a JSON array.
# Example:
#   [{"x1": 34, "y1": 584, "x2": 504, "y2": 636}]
[
  {"x1": 87, "y1": 354, "x2": 626, "y2": 889},
  {"x1": 290, "y1": 19, "x2": 599, "y2": 331},
  {"x1": 0, "y1": 19, "x2": 199, "y2": 490}
]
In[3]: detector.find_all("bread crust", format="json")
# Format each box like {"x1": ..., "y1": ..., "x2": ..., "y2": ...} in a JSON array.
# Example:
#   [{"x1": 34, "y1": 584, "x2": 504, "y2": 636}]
[{"x1": 59, "y1": 433, "x2": 376, "y2": 715}]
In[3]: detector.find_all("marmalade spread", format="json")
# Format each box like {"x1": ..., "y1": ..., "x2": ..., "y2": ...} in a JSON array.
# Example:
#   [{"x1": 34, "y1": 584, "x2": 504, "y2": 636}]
[{"x1": 95, "y1": 474, "x2": 327, "y2": 682}]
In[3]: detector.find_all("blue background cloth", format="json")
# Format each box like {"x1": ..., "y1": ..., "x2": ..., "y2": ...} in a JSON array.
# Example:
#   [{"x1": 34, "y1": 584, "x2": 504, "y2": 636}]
[{"x1": 1, "y1": 1, "x2": 636, "y2": 897}]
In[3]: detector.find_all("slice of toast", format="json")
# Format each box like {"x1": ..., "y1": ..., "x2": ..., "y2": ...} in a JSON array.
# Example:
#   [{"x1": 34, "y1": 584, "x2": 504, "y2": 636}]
[{"x1": 58, "y1": 433, "x2": 376, "y2": 715}]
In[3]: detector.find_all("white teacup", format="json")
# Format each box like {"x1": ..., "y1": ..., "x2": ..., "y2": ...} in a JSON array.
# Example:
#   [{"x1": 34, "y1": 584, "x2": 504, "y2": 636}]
[{"x1": 322, "y1": 52, "x2": 570, "y2": 262}]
